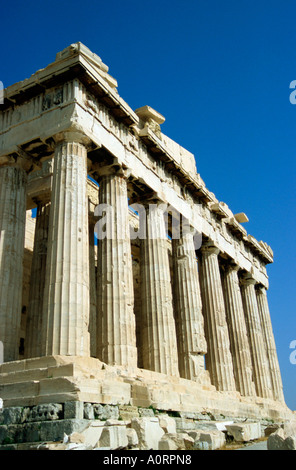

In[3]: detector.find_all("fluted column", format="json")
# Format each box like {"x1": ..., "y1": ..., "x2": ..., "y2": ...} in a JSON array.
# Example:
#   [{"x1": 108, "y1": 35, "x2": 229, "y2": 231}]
[
  {"x1": 140, "y1": 203, "x2": 179, "y2": 376},
  {"x1": 256, "y1": 285, "x2": 285, "y2": 402},
  {"x1": 0, "y1": 164, "x2": 28, "y2": 362},
  {"x1": 41, "y1": 136, "x2": 90, "y2": 356},
  {"x1": 240, "y1": 274, "x2": 273, "y2": 399},
  {"x1": 198, "y1": 243, "x2": 236, "y2": 391},
  {"x1": 96, "y1": 171, "x2": 137, "y2": 368},
  {"x1": 221, "y1": 263, "x2": 255, "y2": 396},
  {"x1": 26, "y1": 203, "x2": 50, "y2": 358},
  {"x1": 89, "y1": 214, "x2": 97, "y2": 358},
  {"x1": 172, "y1": 230, "x2": 207, "y2": 381}
]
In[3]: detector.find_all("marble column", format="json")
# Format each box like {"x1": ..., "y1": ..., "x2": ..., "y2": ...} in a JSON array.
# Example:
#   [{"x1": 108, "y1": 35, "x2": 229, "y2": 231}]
[
  {"x1": 172, "y1": 230, "x2": 207, "y2": 381},
  {"x1": 198, "y1": 243, "x2": 236, "y2": 391},
  {"x1": 221, "y1": 263, "x2": 255, "y2": 396},
  {"x1": 41, "y1": 136, "x2": 90, "y2": 356},
  {"x1": 0, "y1": 164, "x2": 28, "y2": 362},
  {"x1": 89, "y1": 214, "x2": 97, "y2": 358},
  {"x1": 26, "y1": 203, "x2": 50, "y2": 358},
  {"x1": 96, "y1": 171, "x2": 137, "y2": 368},
  {"x1": 140, "y1": 203, "x2": 179, "y2": 376},
  {"x1": 240, "y1": 274, "x2": 273, "y2": 399},
  {"x1": 256, "y1": 285, "x2": 285, "y2": 402}
]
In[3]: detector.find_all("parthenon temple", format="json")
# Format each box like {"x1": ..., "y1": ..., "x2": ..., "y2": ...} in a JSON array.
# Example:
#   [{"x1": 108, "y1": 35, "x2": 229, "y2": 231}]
[{"x1": 0, "y1": 44, "x2": 293, "y2": 439}]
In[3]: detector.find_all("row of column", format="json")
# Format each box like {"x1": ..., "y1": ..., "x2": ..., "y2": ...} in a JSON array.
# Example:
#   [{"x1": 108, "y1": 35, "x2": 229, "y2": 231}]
[
  {"x1": 199, "y1": 245, "x2": 284, "y2": 401},
  {"x1": 0, "y1": 135, "x2": 284, "y2": 403}
]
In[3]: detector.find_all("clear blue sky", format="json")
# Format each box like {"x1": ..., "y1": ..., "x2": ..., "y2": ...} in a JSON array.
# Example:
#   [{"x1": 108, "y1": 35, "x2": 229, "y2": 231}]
[{"x1": 1, "y1": 0, "x2": 295, "y2": 410}]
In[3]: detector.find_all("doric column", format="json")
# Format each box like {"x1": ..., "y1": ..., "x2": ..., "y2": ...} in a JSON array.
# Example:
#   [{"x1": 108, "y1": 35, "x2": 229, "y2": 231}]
[
  {"x1": 26, "y1": 203, "x2": 50, "y2": 358},
  {"x1": 89, "y1": 214, "x2": 97, "y2": 358},
  {"x1": 140, "y1": 202, "x2": 179, "y2": 376},
  {"x1": 96, "y1": 170, "x2": 137, "y2": 368},
  {"x1": 41, "y1": 134, "x2": 90, "y2": 356},
  {"x1": 0, "y1": 163, "x2": 28, "y2": 362},
  {"x1": 240, "y1": 274, "x2": 273, "y2": 399},
  {"x1": 198, "y1": 242, "x2": 236, "y2": 391},
  {"x1": 172, "y1": 229, "x2": 207, "y2": 381},
  {"x1": 221, "y1": 263, "x2": 255, "y2": 396},
  {"x1": 256, "y1": 285, "x2": 285, "y2": 402}
]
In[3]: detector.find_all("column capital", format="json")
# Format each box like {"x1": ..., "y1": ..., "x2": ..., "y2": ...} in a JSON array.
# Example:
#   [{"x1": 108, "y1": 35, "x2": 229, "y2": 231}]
[
  {"x1": 0, "y1": 147, "x2": 34, "y2": 173},
  {"x1": 128, "y1": 190, "x2": 162, "y2": 208},
  {"x1": 97, "y1": 163, "x2": 132, "y2": 181},
  {"x1": 200, "y1": 241, "x2": 220, "y2": 256},
  {"x1": 53, "y1": 128, "x2": 92, "y2": 147},
  {"x1": 240, "y1": 272, "x2": 257, "y2": 287},
  {"x1": 256, "y1": 284, "x2": 267, "y2": 295},
  {"x1": 224, "y1": 260, "x2": 240, "y2": 273}
]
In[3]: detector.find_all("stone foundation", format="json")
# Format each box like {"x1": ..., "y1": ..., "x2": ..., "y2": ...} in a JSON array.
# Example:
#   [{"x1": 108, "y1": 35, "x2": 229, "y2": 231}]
[{"x1": 0, "y1": 356, "x2": 292, "y2": 432}]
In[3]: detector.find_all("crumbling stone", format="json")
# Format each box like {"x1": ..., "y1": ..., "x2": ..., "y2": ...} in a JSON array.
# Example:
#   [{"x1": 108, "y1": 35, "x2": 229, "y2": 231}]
[
  {"x1": 225, "y1": 422, "x2": 261, "y2": 442},
  {"x1": 131, "y1": 417, "x2": 164, "y2": 450},
  {"x1": 192, "y1": 429, "x2": 226, "y2": 450},
  {"x1": 158, "y1": 433, "x2": 194, "y2": 450},
  {"x1": 28, "y1": 404, "x2": 63, "y2": 422},
  {"x1": 98, "y1": 426, "x2": 128, "y2": 450}
]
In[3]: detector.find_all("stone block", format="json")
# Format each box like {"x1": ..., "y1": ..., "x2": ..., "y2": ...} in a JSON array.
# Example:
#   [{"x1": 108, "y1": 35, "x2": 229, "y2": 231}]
[
  {"x1": 131, "y1": 417, "x2": 165, "y2": 450},
  {"x1": 83, "y1": 403, "x2": 95, "y2": 420},
  {"x1": 285, "y1": 436, "x2": 296, "y2": 450},
  {"x1": 126, "y1": 428, "x2": 139, "y2": 447},
  {"x1": 93, "y1": 404, "x2": 119, "y2": 420},
  {"x1": 174, "y1": 417, "x2": 195, "y2": 432},
  {"x1": 283, "y1": 421, "x2": 296, "y2": 438},
  {"x1": 267, "y1": 426, "x2": 296, "y2": 450},
  {"x1": 69, "y1": 432, "x2": 85, "y2": 443},
  {"x1": 158, "y1": 415, "x2": 177, "y2": 434},
  {"x1": 193, "y1": 429, "x2": 226, "y2": 450},
  {"x1": 226, "y1": 422, "x2": 261, "y2": 442},
  {"x1": 264, "y1": 423, "x2": 280, "y2": 437},
  {"x1": 64, "y1": 401, "x2": 84, "y2": 419},
  {"x1": 158, "y1": 433, "x2": 194, "y2": 450},
  {"x1": 119, "y1": 405, "x2": 139, "y2": 421},
  {"x1": 267, "y1": 428, "x2": 287, "y2": 450},
  {"x1": 105, "y1": 419, "x2": 129, "y2": 426},
  {"x1": 188, "y1": 430, "x2": 200, "y2": 441},
  {"x1": 131, "y1": 384, "x2": 151, "y2": 408},
  {"x1": 98, "y1": 425, "x2": 128, "y2": 450},
  {"x1": 28, "y1": 403, "x2": 63, "y2": 422},
  {"x1": 0, "y1": 423, "x2": 26, "y2": 444},
  {"x1": 0, "y1": 407, "x2": 30, "y2": 425},
  {"x1": 150, "y1": 388, "x2": 180, "y2": 409},
  {"x1": 101, "y1": 381, "x2": 131, "y2": 405},
  {"x1": 138, "y1": 408, "x2": 155, "y2": 418},
  {"x1": 191, "y1": 420, "x2": 234, "y2": 432},
  {"x1": 0, "y1": 425, "x2": 8, "y2": 445},
  {"x1": 80, "y1": 421, "x2": 105, "y2": 448},
  {"x1": 40, "y1": 419, "x2": 88, "y2": 442}
]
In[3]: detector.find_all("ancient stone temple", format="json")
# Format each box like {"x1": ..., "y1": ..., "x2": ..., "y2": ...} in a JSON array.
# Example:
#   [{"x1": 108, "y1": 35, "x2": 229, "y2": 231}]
[{"x1": 0, "y1": 43, "x2": 293, "y2": 448}]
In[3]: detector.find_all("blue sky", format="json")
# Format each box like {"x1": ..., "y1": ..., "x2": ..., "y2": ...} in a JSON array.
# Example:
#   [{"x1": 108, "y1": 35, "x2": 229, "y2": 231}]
[{"x1": 1, "y1": 0, "x2": 295, "y2": 410}]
